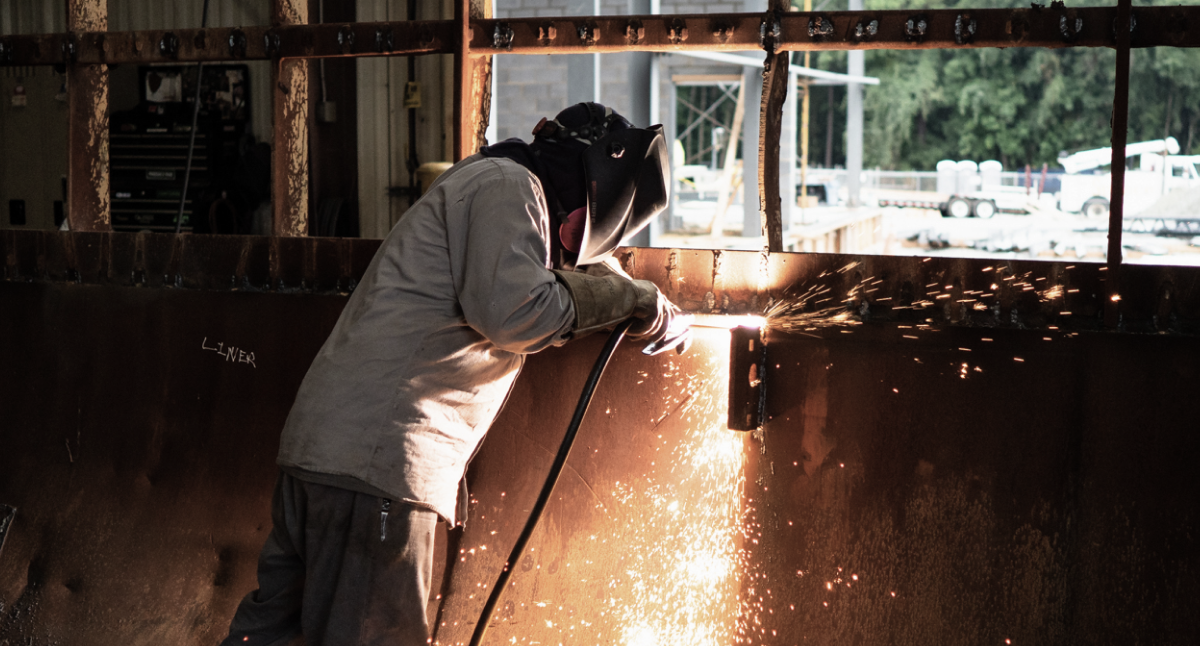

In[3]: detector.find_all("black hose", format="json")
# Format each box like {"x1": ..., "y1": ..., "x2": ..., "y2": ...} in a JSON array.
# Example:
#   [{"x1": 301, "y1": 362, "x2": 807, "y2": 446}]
[
  {"x1": 468, "y1": 319, "x2": 634, "y2": 646},
  {"x1": 175, "y1": 0, "x2": 211, "y2": 234}
]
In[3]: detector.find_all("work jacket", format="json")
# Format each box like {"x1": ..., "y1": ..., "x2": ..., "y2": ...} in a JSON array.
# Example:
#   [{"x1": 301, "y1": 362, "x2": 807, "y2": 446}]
[{"x1": 277, "y1": 155, "x2": 576, "y2": 524}]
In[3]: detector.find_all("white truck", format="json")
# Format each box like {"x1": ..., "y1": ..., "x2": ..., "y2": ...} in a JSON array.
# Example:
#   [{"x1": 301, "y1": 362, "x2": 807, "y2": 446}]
[{"x1": 1057, "y1": 137, "x2": 1200, "y2": 218}]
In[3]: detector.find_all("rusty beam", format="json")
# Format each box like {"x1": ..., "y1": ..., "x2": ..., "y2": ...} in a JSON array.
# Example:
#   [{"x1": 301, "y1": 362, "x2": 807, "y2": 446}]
[
  {"x1": 757, "y1": 6, "x2": 788, "y2": 253},
  {"x1": 471, "y1": 6, "x2": 1200, "y2": 54},
  {"x1": 0, "y1": 22, "x2": 452, "y2": 66},
  {"x1": 472, "y1": 0, "x2": 494, "y2": 149},
  {"x1": 2, "y1": 6, "x2": 1199, "y2": 67},
  {"x1": 453, "y1": 0, "x2": 473, "y2": 161},
  {"x1": 453, "y1": 0, "x2": 492, "y2": 160},
  {"x1": 272, "y1": 0, "x2": 310, "y2": 237},
  {"x1": 11, "y1": 231, "x2": 1200, "y2": 337},
  {"x1": 65, "y1": 0, "x2": 110, "y2": 233},
  {"x1": 1105, "y1": 0, "x2": 1132, "y2": 328}
]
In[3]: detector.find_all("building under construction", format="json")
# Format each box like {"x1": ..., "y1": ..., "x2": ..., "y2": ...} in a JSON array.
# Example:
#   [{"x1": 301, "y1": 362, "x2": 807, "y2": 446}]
[{"x1": 1, "y1": 1, "x2": 1198, "y2": 644}]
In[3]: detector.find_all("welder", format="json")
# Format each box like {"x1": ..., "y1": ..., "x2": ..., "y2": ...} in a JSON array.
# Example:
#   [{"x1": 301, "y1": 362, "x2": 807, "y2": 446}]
[{"x1": 219, "y1": 103, "x2": 681, "y2": 646}]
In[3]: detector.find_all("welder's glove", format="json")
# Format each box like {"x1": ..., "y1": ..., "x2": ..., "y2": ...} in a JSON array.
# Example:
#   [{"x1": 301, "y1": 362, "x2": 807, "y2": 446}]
[
  {"x1": 552, "y1": 269, "x2": 639, "y2": 338},
  {"x1": 629, "y1": 279, "x2": 682, "y2": 346}
]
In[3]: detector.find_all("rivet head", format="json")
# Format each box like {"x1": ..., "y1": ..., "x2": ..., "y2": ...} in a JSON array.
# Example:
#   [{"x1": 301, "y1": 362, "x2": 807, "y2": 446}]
[{"x1": 609, "y1": 142, "x2": 625, "y2": 159}]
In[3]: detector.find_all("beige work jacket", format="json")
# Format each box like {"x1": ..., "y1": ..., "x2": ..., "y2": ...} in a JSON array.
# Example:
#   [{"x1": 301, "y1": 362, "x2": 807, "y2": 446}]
[{"x1": 277, "y1": 155, "x2": 575, "y2": 524}]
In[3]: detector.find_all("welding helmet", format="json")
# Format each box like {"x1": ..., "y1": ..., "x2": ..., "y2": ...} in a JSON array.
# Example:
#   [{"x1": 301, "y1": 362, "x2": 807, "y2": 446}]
[{"x1": 533, "y1": 103, "x2": 670, "y2": 265}]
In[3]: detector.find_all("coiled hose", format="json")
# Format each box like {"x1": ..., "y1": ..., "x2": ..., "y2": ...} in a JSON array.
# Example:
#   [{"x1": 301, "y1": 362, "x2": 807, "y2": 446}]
[{"x1": 468, "y1": 319, "x2": 634, "y2": 646}]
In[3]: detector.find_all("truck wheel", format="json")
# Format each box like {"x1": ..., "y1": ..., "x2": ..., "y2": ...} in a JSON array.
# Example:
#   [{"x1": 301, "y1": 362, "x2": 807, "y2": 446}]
[
  {"x1": 945, "y1": 197, "x2": 972, "y2": 218},
  {"x1": 973, "y1": 199, "x2": 997, "y2": 219},
  {"x1": 1082, "y1": 197, "x2": 1109, "y2": 219}
]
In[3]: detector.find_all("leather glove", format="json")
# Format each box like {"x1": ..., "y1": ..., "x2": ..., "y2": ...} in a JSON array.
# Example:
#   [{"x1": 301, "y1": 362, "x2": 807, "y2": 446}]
[
  {"x1": 628, "y1": 279, "x2": 682, "y2": 345},
  {"x1": 552, "y1": 269, "x2": 638, "y2": 338}
]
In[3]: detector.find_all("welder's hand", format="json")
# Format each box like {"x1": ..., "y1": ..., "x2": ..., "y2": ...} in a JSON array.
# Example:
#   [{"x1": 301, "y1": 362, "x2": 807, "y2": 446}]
[{"x1": 629, "y1": 279, "x2": 682, "y2": 344}]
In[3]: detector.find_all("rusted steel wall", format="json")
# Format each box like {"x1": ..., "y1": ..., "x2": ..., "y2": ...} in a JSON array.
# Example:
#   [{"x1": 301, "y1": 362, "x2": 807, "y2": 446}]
[
  {"x1": 747, "y1": 326, "x2": 1200, "y2": 644},
  {"x1": 1, "y1": 231, "x2": 1199, "y2": 644}
]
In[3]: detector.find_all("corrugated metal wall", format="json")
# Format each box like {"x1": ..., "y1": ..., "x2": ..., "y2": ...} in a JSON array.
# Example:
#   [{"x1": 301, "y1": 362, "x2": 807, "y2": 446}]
[
  {"x1": 109, "y1": 0, "x2": 273, "y2": 144},
  {"x1": 0, "y1": 0, "x2": 272, "y2": 145},
  {"x1": 356, "y1": 0, "x2": 455, "y2": 239},
  {"x1": 0, "y1": 0, "x2": 65, "y2": 36}
]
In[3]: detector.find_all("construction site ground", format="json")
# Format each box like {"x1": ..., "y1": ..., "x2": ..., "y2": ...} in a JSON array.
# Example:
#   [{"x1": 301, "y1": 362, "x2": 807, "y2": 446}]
[{"x1": 660, "y1": 192, "x2": 1200, "y2": 266}]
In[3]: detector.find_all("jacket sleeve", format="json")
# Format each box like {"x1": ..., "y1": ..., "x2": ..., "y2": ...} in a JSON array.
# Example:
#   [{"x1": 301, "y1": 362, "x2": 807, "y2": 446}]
[{"x1": 448, "y1": 168, "x2": 575, "y2": 354}]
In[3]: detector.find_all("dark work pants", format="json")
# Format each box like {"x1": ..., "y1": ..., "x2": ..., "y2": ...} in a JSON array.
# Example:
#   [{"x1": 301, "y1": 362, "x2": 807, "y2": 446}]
[{"x1": 220, "y1": 472, "x2": 438, "y2": 646}]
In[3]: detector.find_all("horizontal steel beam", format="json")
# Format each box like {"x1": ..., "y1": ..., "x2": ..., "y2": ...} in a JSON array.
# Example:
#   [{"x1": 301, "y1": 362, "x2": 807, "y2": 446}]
[
  {"x1": 5, "y1": 230, "x2": 1200, "y2": 337},
  {"x1": 0, "y1": 6, "x2": 1197, "y2": 66},
  {"x1": 0, "y1": 20, "x2": 453, "y2": 65},
  {"x1": 474, "y1": 7, "x2": 1200, "y2": 53}
]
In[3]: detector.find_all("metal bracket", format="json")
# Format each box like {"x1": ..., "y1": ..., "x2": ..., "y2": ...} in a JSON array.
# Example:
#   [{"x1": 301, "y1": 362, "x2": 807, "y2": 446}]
[
  {"x1": 264, "y1": 30, "x2": 282, "y2": 57},
  {"x1": 158, "y1": 32, "x2": 179, "y2": 59},
  {"x1": 577, "y1": 20, "x2": 597, "y2": 46},
  {"x1": 904, "y1": 14, "x2": 929, "y2": 43},
  {"x1": 62, "y1": 35, "x2": 78, "y2": 65},
  {"x1": 760, "y1": 10, "x2": 783, "y2": 54},
  {"x1": 853, "y1": 17, "x2": 879, "y2": 42},
  {"x1": 954, "y1": 13, "x2": 977, "y2": 45},
  {"x1": 1111, "y1": 11, "x2": 1138, "y2": 39},
  {"x1": 808, "y1": 14, "x2": 836, "y2": 41},
  {"x1": 1058, "y1": 12, "x2": 1083, "y2": 43},
  {"x1": 728, "y1": 326, "x2": 767, "y2": 432},
  {"x1": 375, "y1": 27, "x2": 394, "y2": 53},
  {"x1": 712, "y1": 21, "x2": 734, "y2": 44},
  {"x1": 667, "y1": 18, "x2": 689, "y2": 45},
  {"x1": 338, "y1": 25, "x2": 356, "y2": 53},
  {"x1": 625, "y1": 19, "x2": 645, "y2": 44},
  {"x1": 228, "y1": 29, "x2": 247, "y2": 57},
  {"x1": 493, "y1": 22, "x2": 514, "y2": 50}
]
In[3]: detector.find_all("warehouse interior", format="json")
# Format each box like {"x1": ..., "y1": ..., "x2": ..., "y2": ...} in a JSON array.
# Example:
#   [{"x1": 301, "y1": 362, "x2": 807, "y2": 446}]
[{"x1": 2, "y1": 1, "x2": 1199, "y2": 645}]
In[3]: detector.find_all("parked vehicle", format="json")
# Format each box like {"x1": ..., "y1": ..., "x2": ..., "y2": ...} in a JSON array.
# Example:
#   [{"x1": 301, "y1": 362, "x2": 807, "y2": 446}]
[{"x1": 1056, "y1": 137, "x2": 1200, "y2": 218}]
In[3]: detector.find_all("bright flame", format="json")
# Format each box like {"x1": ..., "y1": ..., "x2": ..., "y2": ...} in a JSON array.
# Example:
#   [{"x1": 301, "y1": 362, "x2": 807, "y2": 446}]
[
  {"x1": 624, "y1": 624, "x2": 660, "y2": 646},
  {"x1": 605, "y1": 349, "x2": 744, "y2": 646},
  {"x1": 690, "y1": 313, "x2": 767, "y2": 330}
]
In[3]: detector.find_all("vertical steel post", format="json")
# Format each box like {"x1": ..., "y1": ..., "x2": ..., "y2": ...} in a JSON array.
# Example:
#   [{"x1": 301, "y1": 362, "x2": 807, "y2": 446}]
[
  {"x1": 272, "y1": 0, "x2": 310, "y2": 237},
  {"x1": 453, "y1": 0, "x2": 473, "y2": 160},
  {"x1": 471, "y1": 0, "x2": 493, "y2": 152},
  {"x1": 624, "y1": 0, "x2": 654, "y2": 247},
  {"x1": 757, "y1": 1, "x2": 789, "y2": 252},
  {"x1": 846, "y1": 0, "x2": 864, "y2": 207},
  {"x1": 1105, "y1": 0, "x2": 1132, "y2": 327},
  {"x1": 66, "y1": 0, "x2": 110, "y2": 232}
]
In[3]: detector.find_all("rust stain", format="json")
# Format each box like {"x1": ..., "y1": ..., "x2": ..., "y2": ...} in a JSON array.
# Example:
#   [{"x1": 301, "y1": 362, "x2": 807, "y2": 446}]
[
  {"x1": 68, "y1": 0, "x2": 107, "y2": 32},
  {"x1": 273, "y1": 60, "x2": 309, "y2": 237}
]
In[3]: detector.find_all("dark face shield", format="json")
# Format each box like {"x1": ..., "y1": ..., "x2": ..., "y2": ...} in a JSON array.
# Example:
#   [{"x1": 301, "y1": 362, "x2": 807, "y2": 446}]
[{"x1": 577, "y1": 125, "x2": 670, "y2": 265}]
